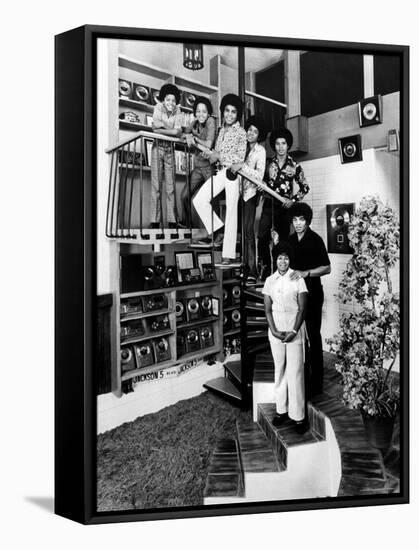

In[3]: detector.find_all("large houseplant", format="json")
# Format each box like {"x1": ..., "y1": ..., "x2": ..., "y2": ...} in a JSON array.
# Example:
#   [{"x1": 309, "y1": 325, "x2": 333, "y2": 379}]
[{"x1": 327, "y1": 196, "x2": 400, "y2": 451}]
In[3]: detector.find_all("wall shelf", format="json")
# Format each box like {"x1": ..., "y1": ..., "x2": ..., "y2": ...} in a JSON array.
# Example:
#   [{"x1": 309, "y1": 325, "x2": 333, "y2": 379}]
[
  {"x1": 120, "y1": 328, "x2": 174, "y2": 346},
  {"x1": 177, "y1": 315, "x2": 219, "y2": 330},
  {"x1": 120, "y1": 308, "x2": 174, "y2": 322}
]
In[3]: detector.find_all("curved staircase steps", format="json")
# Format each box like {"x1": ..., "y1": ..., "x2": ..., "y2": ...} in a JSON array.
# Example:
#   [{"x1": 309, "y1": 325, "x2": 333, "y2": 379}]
[
  {"x1": 257, "y1": 403, "x2": 325, "y2": 469},
  {"x1": 203, "y1": 438, "x2": 245, "y2": 502},
  {"x1": 203, "y1": 376, "x2": 242, "y2": 403},
  {"x1": 243, "y1": 288, "x2": 264, "y2": 302},
  {"x1": 245, "y1": 302, "x2": 265, "y2": 313},
  {"x1": 225, "y1": 360, "x2": 242, "y2": 386},
  {"x1": 236, "y1": 421, "x2": 285, "y2": 474}
]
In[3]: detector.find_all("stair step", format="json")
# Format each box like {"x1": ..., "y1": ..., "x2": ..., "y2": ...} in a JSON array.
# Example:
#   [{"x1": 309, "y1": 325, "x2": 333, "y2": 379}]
[
  {"x1": 258, "y1": 403, "x2": 324, "y2": 449},
  {"x1": 247, "y1": 342, "x2": 270, "y2": 355},
  {"x1": 204, "y1": 438, "x2": 244, "y2": 498},
  {"x1": 224, "y1": 360, "x2": 242, "y2": 385},
  {"x1": 237, "y1": 421, "x2": 285, "y2": 473},
  {"x1": 204, "y1": 376, "x2": 242, "y2": 402},
  {"x1": 244, "y1": 288, "x2": 264, "y2": 301},
  {"x1": 247, "y1": 330, "x2": 268, "y2": 339},
  {"x1": 245, "y1": 302, "x2": 265, "y2": 313},
  {"x1": 253, "y1": 356, "x2": 274, "y2": 382},
  {"x1": 246, "y1": 318, "x2": 268, "y2": 327}
]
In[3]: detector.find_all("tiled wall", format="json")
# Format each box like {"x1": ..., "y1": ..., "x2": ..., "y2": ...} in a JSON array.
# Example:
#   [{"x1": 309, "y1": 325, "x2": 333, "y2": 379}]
[
  {"x1": 97, "y1": 360, "x2": 225, "y2": 434},
  {"x1": 301, "y1": 147, "x2": 400, "y2": 369}
]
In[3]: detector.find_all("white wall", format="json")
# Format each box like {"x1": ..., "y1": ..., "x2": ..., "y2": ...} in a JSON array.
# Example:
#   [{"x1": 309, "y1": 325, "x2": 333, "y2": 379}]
[
  {"x1": 97, "y1": 360, "x2": 224, "y2": 433},
  {"x1": 302, "y1": 147, "x2": 400, "y2": 369}
]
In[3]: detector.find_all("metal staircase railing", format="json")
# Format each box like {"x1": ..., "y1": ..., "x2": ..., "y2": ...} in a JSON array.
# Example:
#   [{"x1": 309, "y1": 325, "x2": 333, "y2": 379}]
[{"x1": 105, "y1": 130, "x2": 193, "y2": 243}]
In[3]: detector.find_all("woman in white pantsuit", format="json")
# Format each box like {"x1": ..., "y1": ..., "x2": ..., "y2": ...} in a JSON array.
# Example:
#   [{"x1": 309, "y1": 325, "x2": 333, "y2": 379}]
[
  {"x1": 193, "y1": 94, "x2": 247, "y2": 265},
  {"x1": 262, "y1": 242, "x2": 309, "y2": 434}
]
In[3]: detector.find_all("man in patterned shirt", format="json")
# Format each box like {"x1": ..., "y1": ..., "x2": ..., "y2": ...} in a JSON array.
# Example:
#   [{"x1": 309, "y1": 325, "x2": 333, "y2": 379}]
[{"x1": 258, "y1": 127, "x2": 309, "y2": 279}]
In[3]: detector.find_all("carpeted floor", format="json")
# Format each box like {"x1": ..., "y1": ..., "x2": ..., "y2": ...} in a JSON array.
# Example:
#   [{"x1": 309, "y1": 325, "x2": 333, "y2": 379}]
[{"x1": 97, "y1": 392, "x2": 251, "y2": 511}]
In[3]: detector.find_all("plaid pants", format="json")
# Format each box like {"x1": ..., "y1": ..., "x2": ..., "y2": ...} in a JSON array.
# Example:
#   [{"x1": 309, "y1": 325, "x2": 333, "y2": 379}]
[{"x1": 150, "y1": 143, "x2": 176, "y2": 224}]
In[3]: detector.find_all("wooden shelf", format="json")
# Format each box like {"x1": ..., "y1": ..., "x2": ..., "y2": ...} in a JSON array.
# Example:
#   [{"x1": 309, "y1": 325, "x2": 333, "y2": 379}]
[
  {"x1": 177, "y1": 315, "x2": 220, "y2": 330},
  {"x1": 121, "y1": 280, "x2": 219, "y2": 299},
  {"x1": 120, "y1": 308, "x2": 174, "y2": 322},
  {"x1": 176, "y1": 344, "x2": 220, "y2": 363},
  {"x1": 222, "y1": 278, "x2": 241, "y2": 285},
  {"x1": 119, "y1": 97, "x2": 193, "y2": 113},
  {"x1": 119, "y1": 120, "x2": 153, "y2": 132},
  {"x1": 120, "y1": 328, "x2": 174, "y2": 346}
]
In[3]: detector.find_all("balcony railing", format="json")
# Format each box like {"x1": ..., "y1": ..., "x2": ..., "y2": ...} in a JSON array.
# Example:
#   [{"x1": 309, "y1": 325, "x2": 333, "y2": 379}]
[{"x1": 105, "y1": 130, "x2": 193, "y2": 243}]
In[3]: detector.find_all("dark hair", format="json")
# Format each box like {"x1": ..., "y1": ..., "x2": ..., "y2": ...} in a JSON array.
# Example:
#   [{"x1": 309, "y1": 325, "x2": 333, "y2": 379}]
[
  {"x1": 220, "y1": 93, "x2": 243, "y2": 121},
  {"x1": 244, "y1": 116, "x2": 268, "y2": 142},
  {"x1": 158, "y1": 83, "x2": 181, "y2": 104},
  {"x1": 288, "y1": 202, "x2": 313, "y2": 225},
  {"x1": 269, "y1": 127, "x2": 293, "y2": 150},
  {"x1": 272, "y1": 241, "x2": 294, "y2": 262},
  {"x1": 193, "y1": 96, "x2": 213, "y2": 116}
]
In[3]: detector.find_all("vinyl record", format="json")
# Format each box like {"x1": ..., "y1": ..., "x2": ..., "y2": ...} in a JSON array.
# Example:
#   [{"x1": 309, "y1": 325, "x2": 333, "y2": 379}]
[
  {"x1": 133, "y1": 84, "x2": 150, "y2": 102},
  {"x1": 119, "y1": 79, "x2": 132, "y2": 97},
  {"x1": 362, "y1": 102, "x2": 377, "y2": 121},
  {"x1": 330, "y1": 207, "x2": 351, "y2": 230},
  {"x1": 175, "y1": 301, "x2": 185, "y2": 318},
  {"x1": 343, "y1": 142, "x2": 357, "y2": 158}
]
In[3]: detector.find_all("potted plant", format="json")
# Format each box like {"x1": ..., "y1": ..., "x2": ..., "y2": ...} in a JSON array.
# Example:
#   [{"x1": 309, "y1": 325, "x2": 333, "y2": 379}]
[{"x1": 327, "y1": 195, "x2": 400, "y2": 452}]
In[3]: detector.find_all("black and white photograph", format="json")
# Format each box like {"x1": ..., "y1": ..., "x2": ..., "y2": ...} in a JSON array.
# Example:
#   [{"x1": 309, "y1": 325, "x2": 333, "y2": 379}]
[{"x1": 92, "y1": 29, "x2": 407, "y2": 518}]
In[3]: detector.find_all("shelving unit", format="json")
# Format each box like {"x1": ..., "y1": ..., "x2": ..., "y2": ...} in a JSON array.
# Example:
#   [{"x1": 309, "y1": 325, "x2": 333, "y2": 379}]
[{"x1": 116, "y1": 273, "x2": 224, "y2": 395}]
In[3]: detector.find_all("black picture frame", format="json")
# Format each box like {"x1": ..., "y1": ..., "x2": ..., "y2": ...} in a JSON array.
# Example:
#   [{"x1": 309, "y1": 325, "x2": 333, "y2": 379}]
[
  {"x1": 55, "y1": 24, "x2": 409, "y2": 526},
  {"x1": 338, "y1": 134, "x2": 363, "y2": 164}
]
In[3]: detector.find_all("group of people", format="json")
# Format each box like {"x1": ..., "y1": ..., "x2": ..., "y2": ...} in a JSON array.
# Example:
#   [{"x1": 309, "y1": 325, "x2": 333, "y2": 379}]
[{"x1": 149, "y1": 83, "x2": 331, "y2": 433}]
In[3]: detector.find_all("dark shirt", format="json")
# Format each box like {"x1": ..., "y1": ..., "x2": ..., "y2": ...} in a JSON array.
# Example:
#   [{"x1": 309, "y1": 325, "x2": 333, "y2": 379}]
[
  {"x1": 265, "y1": 154, "x2": 309, "y2": 201},
  {"x1": 184, "y1": 116, "x2": 216, "y2": 168},
  {"x1": 288, "y1": 227, "x2": 330, "y2": 292}
]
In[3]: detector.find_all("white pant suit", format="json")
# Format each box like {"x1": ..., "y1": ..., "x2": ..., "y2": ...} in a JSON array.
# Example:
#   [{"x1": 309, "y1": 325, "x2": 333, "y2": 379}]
[
  {"x1": 262, "y1": 269, "x2": 308, "y2": 421},
  {"x1": 192, "y1": 167, "x2": 239, "y2": 259}
]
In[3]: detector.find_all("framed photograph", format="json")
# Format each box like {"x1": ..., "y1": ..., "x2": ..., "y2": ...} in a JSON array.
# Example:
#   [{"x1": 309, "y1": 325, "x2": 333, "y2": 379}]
[
  {"x1": 338, "y1": 134, "x2": 363, "y2": 164},
  {"x1": 174, "y1": 251, "x2": 195, "y2": 283},
  {"x1": 55, "y1": 25, "x2": 409, "y2": 526}
]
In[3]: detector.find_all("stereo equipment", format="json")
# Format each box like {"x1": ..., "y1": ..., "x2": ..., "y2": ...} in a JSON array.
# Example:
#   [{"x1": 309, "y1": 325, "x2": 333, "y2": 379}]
[
  {"x1": 199, "y1": 326, "x2": 214, "y2": 349},
  {"x1": 119, "y1": 79, "x2": 132, "y2": 98},
  {"x1": 120, "y1": 319, "x2": 145, "y2": 341},
  {"x1": 358, "y1": 95, "x2": 383, "y2": 127},
  {"x1": 175, "y1": 300, "x2": 186, "y2": 324},
  {"x1": 223, "y1": 288, "x2": 229, "y2": 304},
  {"x1": 223, "y1": 314, "x2": 229, "y2": 331},
  {"x1": 200, "y1": 295, "x2": 213, "y2": 317},
  {"x1": 141, "y1": 266, "x2": 163, "y2": 290},
  {"x1": 162, "y1": 266, "x2": 177, "y2": 287},
  {"x1": 142, "y1": 294, "x2": 168, "y2": 313},
  {"x1": 154, "y1": 337, "x2": 171, "y2": 363},
  {"x1": 231, "y1": 309, "x2": 241, "y2": 328},
  {"x1": 176, "y1": 332, "x2": 187, "y2": 357},
  {"x1": 119, "y1": 111, "x2": 141, "y2": 123},
  {"x1": 326, "y1": 203, "x2": 355, "y2": 254},
  {"x1": 231, "y1": 285, "x2": 241, "y2": 305},
  {"x1": 118, "y1": 149, "x2": 144, "y2": 166},
  {"x1": 120, "y1": 297, "x2": 143, "y2": 317},
  {"x1": 181, "y1": 91, "x2": 197, "y2": 109},
  {"x1": 148, "y1": 314, "x2": 170, "y2": 333},
  {"x1": 202, "y1": 264, "x2": 216, "y2": 281},
  {"x1": 338, "y1": 135, "x2": 363, "y2": 164},
  {"x1": 120, "y1": 347, "x2": 136, "y2": 373},
  {"x1": 133, "y1": 342, "x2": 155, "y2": 369},
  {"x1": 132, "y1": 83, "x2": 151, "y2": 103},
  {"x1": 185, "y1": 329, "x2": 201, "y2": 353},
  {"x1": 150, "y1": 88, "x2": 160, "y2": 105},
  {"x1": 186, "y1": 297, "x2": 201, "y2": 321}
]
